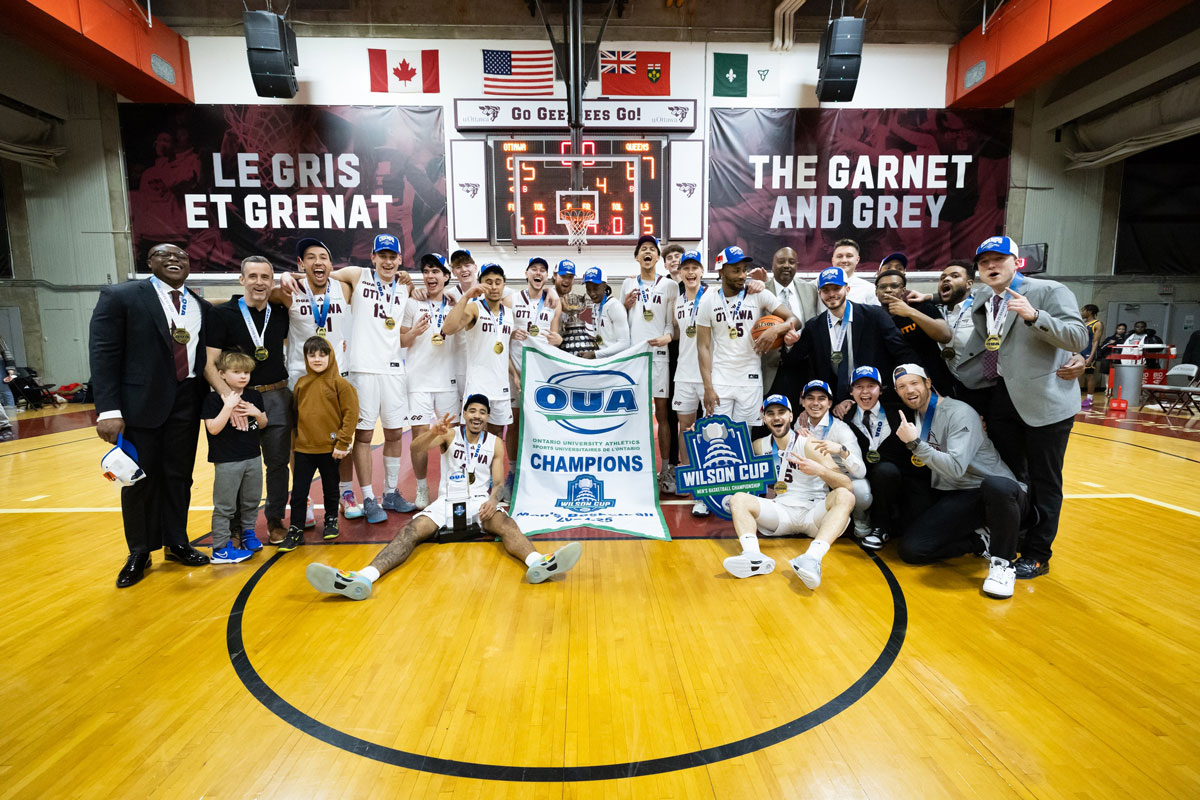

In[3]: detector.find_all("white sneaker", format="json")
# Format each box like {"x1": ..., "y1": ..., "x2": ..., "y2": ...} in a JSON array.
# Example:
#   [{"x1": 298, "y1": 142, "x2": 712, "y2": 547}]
[
  {"x1": 306, "y1": 563, "x2": 372, "y2": 600},
  {"x1": 790, "y1": 554, "x2": 822, "y2": 589},
  {"x1": 414, "y1": 485, "x2": 430, "y2": 509},
  {"x1": 304, "y1": 506, "x2": 316, "y2": 529},
  {"x1": 691, "y1": 500, "x2": 710, "y2": 517},
  {"x1": 527, "y1": 542, "x2": 583, "y2": 583},
  {"x1": 723, "y1": 553, "x2": 775, "y2": 579},
  {"x1": 982, "y1": 556, "x2": 1015, "y2": 598}
]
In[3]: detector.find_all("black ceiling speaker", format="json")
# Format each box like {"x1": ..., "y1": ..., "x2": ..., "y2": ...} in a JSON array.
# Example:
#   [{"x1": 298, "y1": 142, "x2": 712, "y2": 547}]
[
  {"x1": 243, "y1": 11, "x2": 299, "y2": 98},
  {"x1": 817, "y1": 16, "x2": 864, "y2": 103}
]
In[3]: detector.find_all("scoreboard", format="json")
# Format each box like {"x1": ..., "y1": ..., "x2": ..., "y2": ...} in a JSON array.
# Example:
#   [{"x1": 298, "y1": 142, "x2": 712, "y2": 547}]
[{"x1": 488, "y1": 136, "x2": 666, "y2": 244}]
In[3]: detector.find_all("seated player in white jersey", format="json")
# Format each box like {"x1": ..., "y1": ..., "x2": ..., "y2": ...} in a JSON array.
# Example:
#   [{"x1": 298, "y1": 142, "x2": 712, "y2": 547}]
[
  {"x1": 697, "y1": 245, "x2": 796, "y2": 425},
  {"x1": 579, "y1": 267, "x2": 630, "y2": 358},
  {"x1": 618, "y1": 235, "x2": 678, "y2": 493},
  {"x1": 441, "y1": 263, "x2": 517, "y2": 435},
  {"x1": 305, "y1": 395, "x2": 583, "y2": 599},
  {"x1": 724, "y1": 395, "x2": 856, "y2": 589},
  {"x1": 669, "y1": 251, "x2": 711, "y2": 517},
  {"x1": 403, "y1": 253, "x2": 462, "y2": 509},
  {"x1": 793, "y1": 378, "x2": 871, "y2": 534}
]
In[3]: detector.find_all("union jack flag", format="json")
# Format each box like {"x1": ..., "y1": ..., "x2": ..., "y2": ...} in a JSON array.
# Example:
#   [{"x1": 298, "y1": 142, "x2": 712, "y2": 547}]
[{"x1": 600, "y1": 50, "x2": 636, "y2": 75}]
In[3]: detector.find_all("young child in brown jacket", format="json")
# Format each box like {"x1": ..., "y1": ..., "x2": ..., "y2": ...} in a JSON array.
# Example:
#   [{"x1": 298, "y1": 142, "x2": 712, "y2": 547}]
[{"x1": 279, "y1": 336, "x2": 359, "y2": 552}]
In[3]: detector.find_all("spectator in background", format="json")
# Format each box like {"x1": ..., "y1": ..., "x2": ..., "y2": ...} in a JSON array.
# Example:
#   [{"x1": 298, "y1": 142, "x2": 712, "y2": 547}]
[
  {"x1": 1079, "y1": 304, "x2": 1104, "y2": 408},
  {"x1": 0, "y1": 333, "x2": 15, "y2": 440},
  {"x1": 818, "y1": 238, "x2": 881, "y2": 307},
  {"x1": 878, "y1": 252, "x2": 908, "y2": 274},
  {"x1": 1098, "y1": 322, "x2": 1127, "y2": 387}
]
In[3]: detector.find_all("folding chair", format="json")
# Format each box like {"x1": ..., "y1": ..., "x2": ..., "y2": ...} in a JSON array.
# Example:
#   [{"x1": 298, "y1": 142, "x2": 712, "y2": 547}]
[{"x1": 1140, "y1": 364, "x2": 1200, "y2": 421}]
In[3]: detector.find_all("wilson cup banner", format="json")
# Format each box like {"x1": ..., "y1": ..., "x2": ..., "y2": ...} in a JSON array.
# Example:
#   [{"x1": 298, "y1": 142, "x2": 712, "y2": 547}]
[
  {"x1": 708, "y1": 108, "x2": 1012, "y2": 272},
  {"x1": 512, "y1": 340, "x2": 668, "y2": 540}
]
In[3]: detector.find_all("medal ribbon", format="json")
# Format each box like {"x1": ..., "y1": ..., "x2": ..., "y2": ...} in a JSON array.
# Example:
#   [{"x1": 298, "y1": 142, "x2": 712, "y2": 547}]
[
  {"x1": 947, "y1": 295, "x2": 973, "y2": 336},
  {"x1": 374, "y1": 270, "x2": 400, "y2": 322},
  {"x1": 985, "y1": 272, "x2": 1024, "y2": 339},
  {"x1": 771, "y1": 431, "x2": 796, "y2": 482},
  {"x1": 827, "y1": 301, "x2": 852, "y2": 354},
  {"x1": 306, "y1": 279, "x2": 331, "y2": 330},
  {"x1": 859, "y1": 406, "x2": 886, "y2": 450},
  {"x1": 918, "y1": 392, "x2": 939, "y2": 444},
  {"x1": 805, "y1": 412, "x2": 833, "y2": 440},
  {"x1": 238, "y1": 297, "x2": 271, "y2": 351},
  {"x1": 428, "y1": 296, "x2": 448, "y2": 330},
  {"x1": 480, "y1": 298, "x2": 505, "y2": 350},
  {"x1": 718, "y1": 287, "x2": 746, "y2": 333},
  {"x1": 689, "y1": 284, "x2": 707, "y2": 328},
  {"x1": 637, "y1": 274, "x2": 661, "y2": 316},
  {"x1": 459, "y1": 426, "x2": 485, "y2": 480},
  {"x1": 150, "y1": 275, "x2": 187, "y2": 330}
]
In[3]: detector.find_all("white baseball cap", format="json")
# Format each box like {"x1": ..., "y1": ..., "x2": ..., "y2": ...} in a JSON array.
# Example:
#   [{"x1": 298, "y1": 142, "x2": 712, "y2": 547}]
[
  {"x1": 101, "y1": 434, "x2": 146, "y2": 486},
  {"x1": 892, "y1": 363, "x2": 929, "y2": 382}
]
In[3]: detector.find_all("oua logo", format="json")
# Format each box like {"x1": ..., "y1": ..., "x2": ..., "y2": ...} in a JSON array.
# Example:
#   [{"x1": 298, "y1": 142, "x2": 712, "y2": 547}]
[{"x1": 533, "y1": 370, "x2": 640, "y2": 435}]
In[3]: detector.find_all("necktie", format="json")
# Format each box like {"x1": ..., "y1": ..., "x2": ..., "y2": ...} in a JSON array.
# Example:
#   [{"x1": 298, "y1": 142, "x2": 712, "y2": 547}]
[
  {"x1": 982, "y1": 295, "x2": 1001, "y2": 381},
  {"x1": 863, "y1": 410, "x2": 871, "y2": 432},
  {"x1": 779, "y1": 286, "x2": 789, "y2": 309},
  {"x1": 170, "y1": 290, "x2": 190, "y2": 381}
]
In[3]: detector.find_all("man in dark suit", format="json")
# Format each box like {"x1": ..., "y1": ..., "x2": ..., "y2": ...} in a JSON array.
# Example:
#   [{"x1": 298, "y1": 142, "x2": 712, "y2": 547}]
[
  {"x1": 90, "y1": 243, "x2": 213, "y2": 587},
  {"x1": 787, "y1": 267, "x2": 917, "y2": 418}
]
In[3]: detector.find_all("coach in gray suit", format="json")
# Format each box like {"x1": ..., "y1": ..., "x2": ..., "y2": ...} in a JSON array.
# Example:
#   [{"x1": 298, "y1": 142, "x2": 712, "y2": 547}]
[
  {"x1": 957, "y1": 236, "x2": 1088, "y2": 580},
  {"x1": 755, "y1": 247, "x2": 819, "y2": 396}
]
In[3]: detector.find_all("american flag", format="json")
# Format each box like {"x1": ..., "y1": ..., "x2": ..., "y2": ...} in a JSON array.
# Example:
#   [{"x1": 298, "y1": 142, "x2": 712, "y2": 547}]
[
  {"x1": 600, "y1": 50, "x2": 636, "y2": 75},
  {"x1": 482, "y1": 49, "x2": 555, "y2": 96}
]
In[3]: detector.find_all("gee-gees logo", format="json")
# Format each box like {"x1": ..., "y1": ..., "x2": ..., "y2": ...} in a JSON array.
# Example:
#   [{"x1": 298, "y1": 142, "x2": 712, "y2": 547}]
[{"x1": 533, "y1": 369, "x2": 639, "y2": 435}]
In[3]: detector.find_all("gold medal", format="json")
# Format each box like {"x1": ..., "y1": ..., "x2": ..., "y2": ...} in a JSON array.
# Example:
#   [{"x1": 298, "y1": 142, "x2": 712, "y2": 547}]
[
  {"x1": 686, "y1": 325, "x2": 697, "y2": 338},
  {"x1": 431, "y1": 333, "x2": 444, "y2": 346},
  {"x1": 384, "y1": 317, "x2": 396, "y2": 330},
  {"x1": 941, "y1": 346, "x2": 956, "y2": 360},
  {"x1": 643, "y1": 309, "x2": 654, "y2": 321},
  {"x1": 728, "y1": 327, "x2": 739, "y2": 340},
  {"x1": 774, "y1": 481, "x2": 787, "y2": 494},
  {"x1": 528, "y1": 324, "x2": 540, "y2": 337},
  {"x1": 831, "y1": 351, "x2": 843, "y2": 366},
  {"x1": 468, "y1": 473, "x2": 476, "y2": 485},
  {"x1": 494, "y1": 342, "x2": 504, "y2": 355},
  {"x1": 867, "y1": 450, "x2": 881, "y2": 464},
  {"x1": 254, "y1": 346, "x2": 269, "y2": 361},
  {"x1": 984, "y1": 334, "x2": 1001, "y2": 351},
  {"x1": 910, "y1": 454, "x2": 925, "y2": 467},
  {"x1": 595, "y1": 337, "x2": 604, "y2": 347},
  {"x1": 315, "y1": 327, "x2": 327, "y2": 338},
  {"x1": 172, "y1": 328, "x2": 191, "y2": 344}
]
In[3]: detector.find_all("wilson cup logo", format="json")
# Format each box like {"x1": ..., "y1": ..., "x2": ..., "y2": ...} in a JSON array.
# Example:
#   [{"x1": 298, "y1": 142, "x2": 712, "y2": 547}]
[
  {"x1": 533, "y1": 369, "x2": 639, "y2": 435},
  {"x1": 555, "y1": 474, "x2": 617, "y2": 513},
  {"x1": 675, "y1": 415, "x2": 775, "y2": 519}
]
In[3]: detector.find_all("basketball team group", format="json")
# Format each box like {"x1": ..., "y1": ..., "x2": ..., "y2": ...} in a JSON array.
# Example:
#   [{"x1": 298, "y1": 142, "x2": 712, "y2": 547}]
[{"x1": 91, "y1": 230, "x2": 1089, "y2": 600}]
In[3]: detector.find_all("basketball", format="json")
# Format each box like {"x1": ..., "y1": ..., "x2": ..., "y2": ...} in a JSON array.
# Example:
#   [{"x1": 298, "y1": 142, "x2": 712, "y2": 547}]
[{"x1": 752, "y1": 315, "x2": 786, "y2": 349}]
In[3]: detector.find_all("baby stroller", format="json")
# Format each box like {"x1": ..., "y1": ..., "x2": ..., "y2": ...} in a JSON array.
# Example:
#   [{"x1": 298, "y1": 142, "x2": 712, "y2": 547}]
[{"x1": 9, "y1": 367, "x2": 60, "y2": 410}]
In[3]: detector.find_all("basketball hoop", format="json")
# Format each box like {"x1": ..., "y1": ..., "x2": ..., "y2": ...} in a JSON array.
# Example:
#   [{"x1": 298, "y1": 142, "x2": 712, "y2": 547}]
[{"x1": 561, "y1": 208, "x2": 595, "y2": 251}]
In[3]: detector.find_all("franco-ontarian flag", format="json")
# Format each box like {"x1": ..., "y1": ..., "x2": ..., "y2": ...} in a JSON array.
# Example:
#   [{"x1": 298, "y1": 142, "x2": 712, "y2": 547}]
[
  {"x1": 713, "y1": 53, "x2": 779, "y2": 97},
  {"x1": 512, "y1": 340, "x2": 668, "y2": 541}
]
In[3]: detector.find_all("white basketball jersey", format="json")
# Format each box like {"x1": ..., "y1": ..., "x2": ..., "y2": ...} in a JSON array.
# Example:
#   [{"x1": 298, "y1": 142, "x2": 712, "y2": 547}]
[
  {"x1": 674, "y1": 284, "x2": 707, "y2": 384},
  {"x1": 401, "y1": 296, "x2": 457, "y2": 393},
  {"x1": 440, "y1": 430, "x2": 495, "y2": 499},
  {"x1": 462, "y1": 299, "x2": 514, "y2": 398},
  {"x1": 620, "y1": 274, "x2": 677, "y2": 358},
  {"x1": 510, "y1": 289, "x2": 555, "y2": 368},
  {"x1": 766, "y1": 433, "x2": 826, "y2": 504},
  {"x1": 348, "y1": 268, "x2": 409, "y2": 375},
  {"x1": 287, "y1": 278, "x2": 350, "y2": 383},
  {"x1": 698, "y1": 288, "x2": 778, "y2": 385}
]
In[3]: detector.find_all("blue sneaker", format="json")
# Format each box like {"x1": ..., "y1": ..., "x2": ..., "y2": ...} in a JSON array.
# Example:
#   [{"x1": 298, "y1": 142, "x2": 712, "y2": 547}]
[
  {"x1": 362, "y1": 496, "x2": 388, "y2": 524},
  {"x1": 381, "y1": 490, "x2": 417, "y2": 513},
  {"x1": 212, "y1": 543, "x2": 253, "y2": 564},
  {"x1": 241, "y1": 529, "x2": 263, "y2": 552}
]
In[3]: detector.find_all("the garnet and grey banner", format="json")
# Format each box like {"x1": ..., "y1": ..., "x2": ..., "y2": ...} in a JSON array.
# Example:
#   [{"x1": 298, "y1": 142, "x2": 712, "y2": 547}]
[
  {"x1": 118, "y1": 104, "x2": 448, "y2": 274},
  {"x1": 707, "y1": 108, "x2": 1013, "y2": 273}
]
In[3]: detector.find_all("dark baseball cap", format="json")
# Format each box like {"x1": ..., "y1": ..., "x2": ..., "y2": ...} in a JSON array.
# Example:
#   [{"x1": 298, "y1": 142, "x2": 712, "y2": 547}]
[
  {"x1": 463, "y1": 393, "x2": 490, "y2": 412},
  {"x1": 634, "y1": 235, "x2": 660, "y2": 256},
  {"x1": 295, "y1": 238, "x2": 331, "y2": 259}
]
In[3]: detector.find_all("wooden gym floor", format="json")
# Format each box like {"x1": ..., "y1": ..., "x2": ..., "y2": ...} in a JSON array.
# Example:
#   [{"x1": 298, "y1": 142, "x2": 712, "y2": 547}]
[{"x1": 1, "y1": 398, "x2": 1198, "y2": 798}]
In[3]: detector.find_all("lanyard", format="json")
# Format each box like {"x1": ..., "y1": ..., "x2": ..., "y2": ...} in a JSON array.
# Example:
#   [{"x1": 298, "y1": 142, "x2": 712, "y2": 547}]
[
  {"x1": 985, "y1": 273, "x2": 1024, "y2": 337},
  {"x1": 771, "y1": 432, "x2": 796, "y2": 480},
  {"x1": 480, "y1": 298, "x2": 506, "y2": 346},
  {"x1": 522, "y1": 289, "x2": 547, "y2": 326},
  {"x1": 947, "y1": 296, "x2": 973, "y2": 334},
  {"x1": 858, "y1": 406, "x2": 886, "y2": 449},
  {"x1": 828, "y1": 302, "x2": 853, "y2": 353},
  {"x1": 718, "y1": 287, "x2": 744, "y2": 330},
  {"x1": 804, "y1": 412, "x2": 833, "y2": 440},
  {"x1": 305, "y1": 279, "x2": 331, "y2": 329},
  {"x1": 689, "y1": 284, "x2": 707, "y2": 326},
  {"x1": 373, "y1": 270, "x2": 400, "y2": 320},
  {"x1": 238, "y1": 297, "x2": 270, "y2": 349},
  {"x1": 428, "y1": 296, "x2": 448, "y2": 329},
  {"x1": 637, "y1": 274, "x2": 660, "y2": 310},
  {"x1": 918, "y1": 393, "x2": 939, "y2": 443},
  {"x1": 459, "y1": 426, "x2": 485, "y2": 478},
  {"x1": 149, "y1": 276, "x2": 187, "y2": 328}
]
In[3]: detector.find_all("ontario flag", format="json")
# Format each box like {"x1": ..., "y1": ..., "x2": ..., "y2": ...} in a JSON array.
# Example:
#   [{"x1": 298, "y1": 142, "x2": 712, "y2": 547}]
[
  {"x1": 368, "y1": 49, "x2": 440, "y2": 93},
  {"x1": 599, "y1": 50, "x2": 670, "y2": 96}
]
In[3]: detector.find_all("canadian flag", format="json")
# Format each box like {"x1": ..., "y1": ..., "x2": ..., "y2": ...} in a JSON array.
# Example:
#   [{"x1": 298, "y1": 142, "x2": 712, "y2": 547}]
[{"x1": 368, "y1": 49, "x2": 440, "y2": 93}]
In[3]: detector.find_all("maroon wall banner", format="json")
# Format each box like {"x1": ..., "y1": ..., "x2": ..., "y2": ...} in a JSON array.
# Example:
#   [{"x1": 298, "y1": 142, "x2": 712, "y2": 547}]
[
  {"x1": 119, "y1": 105, "x2": 447, "y2": 273},
  {"x1": 708, "y1": 108, "x2": 1012, "y2": 273}
]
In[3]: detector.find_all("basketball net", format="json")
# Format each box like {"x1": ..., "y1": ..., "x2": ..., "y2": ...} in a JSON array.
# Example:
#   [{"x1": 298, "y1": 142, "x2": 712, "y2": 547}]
[{"x1": 562, "y1": 208, "x2": 595, "y2": 252}]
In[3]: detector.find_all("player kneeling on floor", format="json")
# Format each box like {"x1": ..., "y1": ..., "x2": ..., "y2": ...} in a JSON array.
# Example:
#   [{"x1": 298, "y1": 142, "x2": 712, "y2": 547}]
[
  {"x1": 723, "y1": 394, "x2": 856, "y2": 589},
  {"x1": 306, "y1": 394, "x2": 582, "y2": 600}
]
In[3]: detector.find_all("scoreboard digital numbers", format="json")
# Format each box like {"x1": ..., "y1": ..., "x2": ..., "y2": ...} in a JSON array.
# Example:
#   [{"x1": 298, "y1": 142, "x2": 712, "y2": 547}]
[{"x1": 489, "y1": 136, "x2": 666, "y2": 244}]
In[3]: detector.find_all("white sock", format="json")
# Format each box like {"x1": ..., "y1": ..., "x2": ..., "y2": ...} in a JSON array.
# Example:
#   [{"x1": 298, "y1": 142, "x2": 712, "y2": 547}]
[
  {"x1": 806, "y1": 540, "x2": 831, "y2": 562},
  {"x1": 384, "y1": 457, "x2": 402, "y2": 492},
  {"x1": 524, "y1": 551, "x2": 545, "y2": 567},
  {"x1": 362, "y1": 484, "x2": 376, "y2": 501},
  {"x1": 359, "y1": 566, "x2": 380, "y2": 582},
  {"x1": 339, "y1": 481, "x2": 354, "y2": 496},
  {"x1": 417, "y1": 478, "x2": 427, "y2": 492},
  {"x1": 738, "y1": 530, "x2": 762, "y2": 556}
]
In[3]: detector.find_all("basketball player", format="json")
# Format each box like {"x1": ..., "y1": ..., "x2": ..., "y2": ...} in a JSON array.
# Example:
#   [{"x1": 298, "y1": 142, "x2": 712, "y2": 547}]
[
  {"x1": 670, "y1": 251, "x2": 709, "y2": 516},
  {"x1": 274, "y1": 238, "x2": 359, "y2": 519},
  {"x1": 553, "y1": 259, "x2": 581, "y2": 305},
  {"x1": 580, "y1": 267, "x2": 630, "y2": 357},
  {"x1": 696, "y1": 246, "x2": 796, "y2": 424},
  {"x1": 403, "y1": 253, "x2": 461, "y2": 509},
  {"x1": 792, "y1": 378, "x2": 871, "y2": 537},
  {"x1": 305, "y1": 396, "x2": 584, "y2": 600},
  {"x1": 1079, "y1": 304, "x2": 1103, "y2": 407},
  {"x1": 722, "y1": 394, "x2": 856, "y2": 589},
  {"x1": 892, "y1": 364, "x2": 1028, "y2": 599},
  {"x1": 618, "y1": 235, "x2": 678, "y2": 491},
  {"x1": 441, "y1": 263, "x2": 517, "y2": 435}
]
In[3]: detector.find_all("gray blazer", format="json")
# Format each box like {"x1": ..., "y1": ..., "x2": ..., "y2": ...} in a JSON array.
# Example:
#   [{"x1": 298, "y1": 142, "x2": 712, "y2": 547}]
[
  {"x1": 957, "y1": 275, "x2": 1088, "y2": 427},
  {"x1": 909, "y1": 395, "x2": 1021, "y2": 492},
  {"x1": 762, "y1": 276, "x2": 819, "y2": 391}
]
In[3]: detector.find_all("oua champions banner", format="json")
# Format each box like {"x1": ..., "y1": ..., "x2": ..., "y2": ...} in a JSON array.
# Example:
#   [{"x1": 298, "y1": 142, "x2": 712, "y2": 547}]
[{"x1": 512, "y1": 339, "x2": 668, "y2": 541}]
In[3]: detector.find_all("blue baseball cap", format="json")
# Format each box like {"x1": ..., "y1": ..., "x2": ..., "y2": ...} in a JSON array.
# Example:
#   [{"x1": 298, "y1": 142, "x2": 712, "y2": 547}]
[
  {"x1": 714, "y1": 245, "x2": 752, "y2": 268},
  {"x1": 372, "y1": 233, "x2": 400, "y2": 254},
  {"x1": 295, "y1": 237, "x2": 331, "y2": 259},
  {"x1": 879, "y1": 252, "x2": 907, "y2": 269},
  {"x1": 527, "y1": 256, "x2": 549, "y2": 270},
  {"x1": 802, "y1": 379, "x2": 833, "y2": 397},
  {"x1": 681, "y1": 249, "x2": 703, "y2": 266},
  {"x1": 450, "y1": 249, "x2": 473, "y2": 264},
  {"x1": 817, "y1": 267, "x2": 846, "y2": 288},
  {"x1": 974, "y1": 235, "x2": 1019, "y2": 262},
  {"x1": 583, "y1": 266, "x2": 606, "y2": 284},
  {"x1": 478, "y1": 262, "x2": 505, "y2": 280},
  {"x1": 420, "y1": 253, "x2": 449, "y2": 273},
  {"x1": 761, "y1": 394, "x2": 792, "y2": 412},
  {"x1": 556, "y1": 259, "x2": 576, "y2": 276},
  {"x1": 852, "y1": 365, "x2": 881, "y2": 385}
]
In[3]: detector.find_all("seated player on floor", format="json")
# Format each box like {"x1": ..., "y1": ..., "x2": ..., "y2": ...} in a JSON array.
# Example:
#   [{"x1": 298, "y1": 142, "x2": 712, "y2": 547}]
[
  {"x1": 306, "y1": 395, "x2": 582, "y2": 600},
  {"x1": 723, "y1": 394, "x2": 856, "y2": 590}
]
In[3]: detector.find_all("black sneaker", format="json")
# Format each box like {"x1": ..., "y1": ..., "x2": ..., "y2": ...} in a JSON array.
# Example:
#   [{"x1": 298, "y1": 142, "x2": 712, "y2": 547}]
[
  {"x1": 1014, "y1": 556, "x2": 1049, "y2": 579},
  {"x1": 861, "y1": 528, "x2": 889, "y2": 550},
  {"x1": 322, "y1": 515, "x2": 339, "y2": 540},
  {"x1": 277, "y1": 525, "x2": 304, "y2": 553}
]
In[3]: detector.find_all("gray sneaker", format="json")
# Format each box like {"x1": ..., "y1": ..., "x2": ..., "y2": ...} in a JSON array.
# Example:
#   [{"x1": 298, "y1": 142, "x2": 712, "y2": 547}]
[
  {"x1": 790, "y1": 554, "x2": 822, "y2": 589},
  {"x1": 362, "y1": 496, "x2": 388, "y2": 524},
  {"x1": 527, "y1": 542, "x2": 583, "y2": 584},
  {"x1": 381, "y1": 490, "x2": 417, "y2": 513}
]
